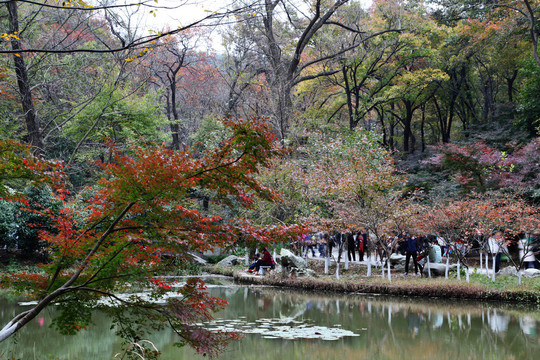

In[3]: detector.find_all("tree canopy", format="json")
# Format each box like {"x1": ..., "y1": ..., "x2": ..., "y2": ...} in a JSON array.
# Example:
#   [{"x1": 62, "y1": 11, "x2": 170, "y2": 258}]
[{"x1": 1, "y1": 0, "x2": 540, "y2": 355}]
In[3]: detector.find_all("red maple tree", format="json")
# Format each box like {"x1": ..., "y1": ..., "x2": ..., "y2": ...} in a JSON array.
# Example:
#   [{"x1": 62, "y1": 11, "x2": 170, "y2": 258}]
[{"x1": 0, "y1": 117, "x2": 300, "y2": 356}]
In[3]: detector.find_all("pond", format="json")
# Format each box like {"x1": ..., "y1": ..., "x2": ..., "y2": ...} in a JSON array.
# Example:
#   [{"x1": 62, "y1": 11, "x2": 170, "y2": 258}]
[{"x1": 1, "y1": 275, "x2": 539, "y2": 359}]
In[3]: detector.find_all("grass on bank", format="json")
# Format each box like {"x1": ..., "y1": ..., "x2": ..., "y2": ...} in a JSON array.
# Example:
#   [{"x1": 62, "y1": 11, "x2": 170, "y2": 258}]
[
  {"x1": 204, "y1": 260, "x2": 540, "y2": 304},
  {"x1": 1, "y1": 256, "x2": 538, "y2": 304}
]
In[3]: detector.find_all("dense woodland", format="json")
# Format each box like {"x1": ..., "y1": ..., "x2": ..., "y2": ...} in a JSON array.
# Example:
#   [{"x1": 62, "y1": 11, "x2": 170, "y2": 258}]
[
  {"x1": 1, "y1": 0, "x2": 540, "y2": 254},
  {"x1": 0, "y1": 0, "x2": 539, "y2": 354},
  {"x1": 1, "y1": 3, "x2": 538, "y2": 165},
  {"x1": 1, "y1": 2, "x2": 539, "y2": 174}
]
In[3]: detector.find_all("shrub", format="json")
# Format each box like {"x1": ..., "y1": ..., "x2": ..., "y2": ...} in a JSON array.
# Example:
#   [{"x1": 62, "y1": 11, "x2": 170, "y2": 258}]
[{"x1": 0, "y1": 185, "x2": 63, "y2": 255}]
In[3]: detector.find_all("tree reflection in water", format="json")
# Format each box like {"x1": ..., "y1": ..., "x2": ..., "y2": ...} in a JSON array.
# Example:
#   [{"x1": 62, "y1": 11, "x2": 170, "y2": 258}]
[{"x1": 1, "y1": 277, "x2": 539, "y2": 359}]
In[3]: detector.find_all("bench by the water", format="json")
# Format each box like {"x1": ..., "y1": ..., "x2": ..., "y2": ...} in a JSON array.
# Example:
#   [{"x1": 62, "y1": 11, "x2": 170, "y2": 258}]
[{"x1": 258, "y1": 266, "x2": 273, "y2": 275}]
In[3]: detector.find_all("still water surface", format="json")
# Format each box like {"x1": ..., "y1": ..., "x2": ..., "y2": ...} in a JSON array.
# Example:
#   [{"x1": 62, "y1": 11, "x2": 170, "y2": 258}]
[{"x1": 1, "y1": 276, "x2": 539, "y2": 359}]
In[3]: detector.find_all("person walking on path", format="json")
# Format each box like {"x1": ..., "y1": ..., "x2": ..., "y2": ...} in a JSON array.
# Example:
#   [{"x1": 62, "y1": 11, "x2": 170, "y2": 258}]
[
  {"x1": 357, "y1": 232, "x2": 366, "y2": 261},
  {"x1": 405, "y1": 234, "x2": 419, "y2": 275},
  {"x1": 347, "y1": 233, "x2": 356, "y2": 262}
]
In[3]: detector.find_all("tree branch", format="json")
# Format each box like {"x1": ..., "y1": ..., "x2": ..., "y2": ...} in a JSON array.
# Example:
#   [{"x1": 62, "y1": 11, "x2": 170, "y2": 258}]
[{"x1": 0, "y1": 6, "x2": 248, "y2": 54}]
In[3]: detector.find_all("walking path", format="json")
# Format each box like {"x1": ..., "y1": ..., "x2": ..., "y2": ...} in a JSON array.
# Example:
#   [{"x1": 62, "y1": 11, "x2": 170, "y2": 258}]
[
  {"x1": 298, "y1": 246, "x2": 384, "y2": 266},
  {"x1": 294, "y1": 247, "x2": 508, "y2": 276}
]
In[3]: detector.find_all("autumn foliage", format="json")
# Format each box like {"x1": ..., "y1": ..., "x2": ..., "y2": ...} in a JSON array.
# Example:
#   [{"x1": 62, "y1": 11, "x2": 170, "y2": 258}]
[
  {"x1": 0, "y1": 117, "x2": 299, "y2": 355},
  {"x1": 0, "y1": 140, "x2": 63, "y2": 198}
]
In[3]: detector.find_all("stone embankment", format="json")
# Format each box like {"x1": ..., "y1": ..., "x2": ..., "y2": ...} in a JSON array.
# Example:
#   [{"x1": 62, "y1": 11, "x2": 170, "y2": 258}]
[{"x1": 205, "y1": 249, "x2": 540, "y2": 304}]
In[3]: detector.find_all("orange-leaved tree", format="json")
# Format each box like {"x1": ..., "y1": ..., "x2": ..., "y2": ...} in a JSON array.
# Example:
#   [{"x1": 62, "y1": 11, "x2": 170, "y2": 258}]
[
  {"x1": 0, "y1": 117, "x2": 299, "y2": 356},
  {"x1": 293, "y1": 129, "x2": 401, "y2": 276},
  {"x1": 418, "y1": 198, "x2": 489, "y2": 281}
]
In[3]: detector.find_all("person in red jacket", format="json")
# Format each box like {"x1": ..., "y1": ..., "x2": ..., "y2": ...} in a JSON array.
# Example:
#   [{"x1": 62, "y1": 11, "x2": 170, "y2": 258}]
[{"x1": 246, "y1": 247, "x2": 275, "y2": 273}]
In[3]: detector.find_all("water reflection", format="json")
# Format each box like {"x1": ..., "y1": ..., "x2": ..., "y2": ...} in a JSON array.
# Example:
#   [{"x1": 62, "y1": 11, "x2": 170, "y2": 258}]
[
  {"x1": 1, "y1": 276, "x2": 539, "y2": 359},
  {"x1": 210, "y1": 286, "x2": 540, "y2": 360}
]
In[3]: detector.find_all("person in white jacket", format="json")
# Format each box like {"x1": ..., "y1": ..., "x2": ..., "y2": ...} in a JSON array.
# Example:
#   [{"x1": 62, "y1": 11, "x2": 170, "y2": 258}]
[{"x1": 488, "y1": 231, "x2": 506, "y2": 273}]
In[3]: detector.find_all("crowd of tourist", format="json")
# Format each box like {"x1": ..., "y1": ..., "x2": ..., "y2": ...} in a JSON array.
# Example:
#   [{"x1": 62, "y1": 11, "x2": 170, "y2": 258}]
[
  {"x1": 244, "y1": 230, "x2": 539, "y2": 275},
  {"x1": 297, "y1": 230, "x2": 540, "y2": 274}
]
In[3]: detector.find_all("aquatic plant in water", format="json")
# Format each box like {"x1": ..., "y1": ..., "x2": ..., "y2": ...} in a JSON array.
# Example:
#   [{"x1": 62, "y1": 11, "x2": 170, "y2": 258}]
[{"x1": 202, "y1": 317, "x2": 359, "y2": 341}]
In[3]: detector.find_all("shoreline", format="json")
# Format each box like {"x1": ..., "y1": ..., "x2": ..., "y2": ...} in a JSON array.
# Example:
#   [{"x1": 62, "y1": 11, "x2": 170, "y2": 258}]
[{"x1": 204, "y1": 265, "x2": 540, "y2": 304}]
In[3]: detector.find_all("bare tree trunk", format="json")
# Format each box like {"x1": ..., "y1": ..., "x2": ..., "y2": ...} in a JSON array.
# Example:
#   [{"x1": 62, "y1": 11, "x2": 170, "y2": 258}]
[
  {"x1": 169, "y1": 76, "x2": 181, "y2": 150},
  {"x1": 420, "y1": 105, "x2": 426, "y2": 152},
  {"x1": 342, "y1": 65, "x2": 355, "y2": 130},
  {"x1": 261, "y1": 0, "x2": 348, "y2": 139},
  {"x1": 325, "y1": 236, "x2": 330, "y2": 274},
  {"x1": 344, "y1": 237, "x2": 349, "y2": 270},
  {"x1": 524, "y1": 0, "x2": 540, "y2": 67},
  {"x1": 426, "y1": 255, "x2": 431, "y2": 278},
  {"x1": 275, "y1": 77, "x2": 293, "y2": 140},
  {"x1": 7, "y1": 1, "x2": 44, "y2": 152},
  {"x1": 445, "y1": 256, "x2": 449, "y2": 279},
  {"x1": 367, "y1": 253, "x2": 372, "y2": 277},
  {"x1": 479, "y1": 71, "x2": 495, "y2": 124},
  {"x1": 480, "y1": 251, "x2": 483, "y2": 275},
  {"x1": 389, "y1": 118, "x2": 395, "y2": 151},
  {"x1": 402, "y1": 100, "x2": 414, "y2": 153},
  {"x1": 376, "y1": 107, "x2": 388, "y2": 147},
  {"x1": 485, "y1": 251, "x2": 490, "y2": 277},
  {"x1": 506, "y1": 70, "x2": 518, "y2": 103},
  {"x1": 492, "y1": 255, "x2": 496, "y2": 282}
]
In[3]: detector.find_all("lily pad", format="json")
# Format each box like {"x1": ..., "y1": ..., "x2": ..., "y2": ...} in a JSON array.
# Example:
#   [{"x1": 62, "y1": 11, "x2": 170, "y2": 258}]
[{"x1": 205, "y1": 317, "x2": 359, "y2": 341}]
